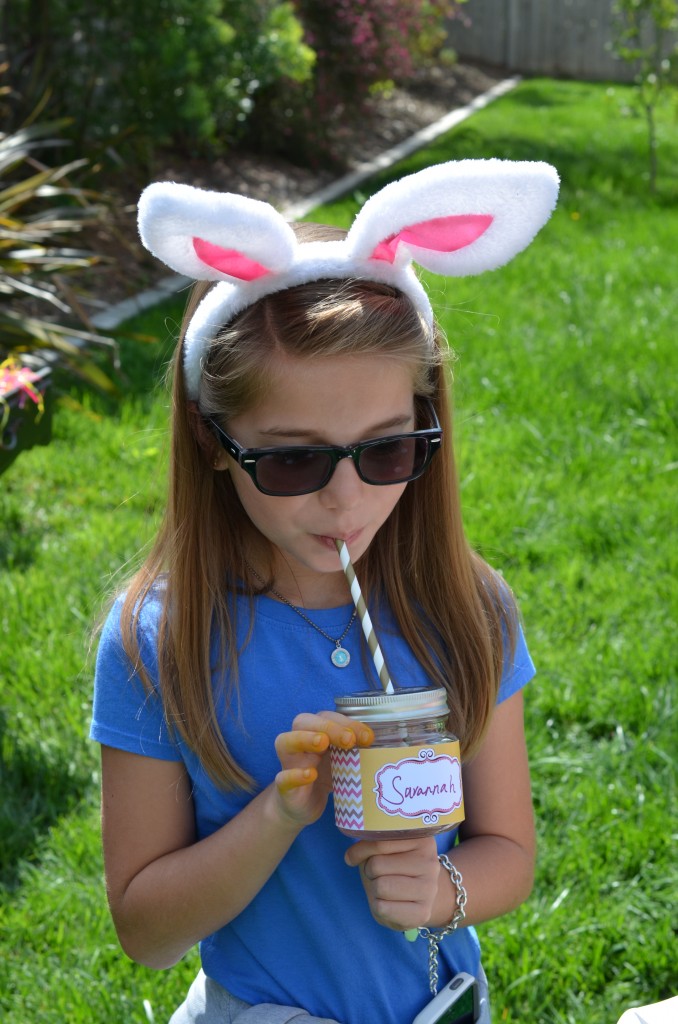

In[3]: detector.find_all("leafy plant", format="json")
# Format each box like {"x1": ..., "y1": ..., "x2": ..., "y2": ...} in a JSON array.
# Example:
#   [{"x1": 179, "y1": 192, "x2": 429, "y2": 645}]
[
  {"x1": 6, "y1": 0, "x2": 315, "y2": 165},
  {"x1": 610, "y1": 0, "x2": 678, "y2": 192},
  {"x1": 0, "y1": 106, "x2": 117, "y2": 392},
  {"x1": 248, "y1": 0, "x2": 468, "y2": 165}
]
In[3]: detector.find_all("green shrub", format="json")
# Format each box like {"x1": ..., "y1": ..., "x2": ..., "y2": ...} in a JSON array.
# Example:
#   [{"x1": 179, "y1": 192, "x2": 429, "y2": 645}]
[
  {"x1": 247, "y1": 0, "x2": 468, "y2": 166},
  {"x1": 6, "y1": 0, "x2": 315, "y2": 164},
  {"x1": 6, "y1": 0, "x2": 464, "y2": 171}
]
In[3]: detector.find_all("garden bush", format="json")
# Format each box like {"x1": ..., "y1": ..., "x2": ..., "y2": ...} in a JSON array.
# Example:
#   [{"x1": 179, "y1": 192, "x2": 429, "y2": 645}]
[
  {"x1": 247, "y1": 0, "x2": 468, "y2": 165},
  {"x1": 5, "y1": 0, "x2": 465, "y2": 173},
  {"x1": 5, "y1": 0, "x2": 314, "y2": 166}
]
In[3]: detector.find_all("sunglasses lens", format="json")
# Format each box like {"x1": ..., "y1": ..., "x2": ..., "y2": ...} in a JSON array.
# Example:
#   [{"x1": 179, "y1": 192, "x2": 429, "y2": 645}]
[
  {"x1": 359, "y1": 437, "x2": 429, "y2": 484},
  {"x1": 255, "y1": 450, "x2": 332, "y2": 495}
]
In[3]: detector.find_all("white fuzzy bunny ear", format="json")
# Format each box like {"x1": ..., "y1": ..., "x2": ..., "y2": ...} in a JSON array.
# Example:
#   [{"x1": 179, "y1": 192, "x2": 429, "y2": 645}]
[
  {"x1": 137, "y1": 160, "x2": 560, "y2": 400},
  {"x1": 137, "y1": 182, "x2": 298, "y2": 281},
  {"x1": 347, "y1": 158, "x2": 559, "y2": 276}
]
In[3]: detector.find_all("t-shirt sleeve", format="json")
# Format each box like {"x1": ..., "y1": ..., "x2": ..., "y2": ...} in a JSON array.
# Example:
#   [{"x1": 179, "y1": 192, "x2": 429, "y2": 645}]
[
  {"x1": 496, "y1": 620, "x2": 535, "y2": 705},
  {"x1": 90, "y1": 594, "x2": 181, "y2": 761}
]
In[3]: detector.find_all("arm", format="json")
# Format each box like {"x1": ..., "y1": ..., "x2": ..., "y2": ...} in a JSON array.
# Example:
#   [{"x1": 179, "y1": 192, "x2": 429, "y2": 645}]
[
  {"x1": 100, "y1": 713, "x2": 373, "y2": 969},
  {"x1": 344, "y1": 690, "x2": 535, "y2": 930}
]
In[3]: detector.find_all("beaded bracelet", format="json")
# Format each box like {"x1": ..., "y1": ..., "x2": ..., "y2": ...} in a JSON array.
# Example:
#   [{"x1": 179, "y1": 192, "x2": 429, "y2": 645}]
[{"x1": 404, "y1": 854, "x2": 468, "y2": 995}]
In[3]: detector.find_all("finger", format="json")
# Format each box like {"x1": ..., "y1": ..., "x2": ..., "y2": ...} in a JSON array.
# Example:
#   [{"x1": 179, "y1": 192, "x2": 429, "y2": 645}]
[
  {"x1": 275, "y1": 767, "x2": 318, "y2": 794},
  {"x1": 292, "y1": 713, "x2": 374, "y2": 748},
  {"x1": 371, "y1": 900, "x2": 429, "y2": 932},
  {"x1": 360, "y1": 858, "x2": 374, "y2": 882},
  {"x1": 357, "y1": 854, "x2": 401, "y2": 885},
  {"x1": 345, "y1": 840, "x2": 411, "y2": 867},
  {"x1": 363, "y1": 871, "x2": 437, "y2": 921},
  {"x1": 275, "y1": 730, "x2": 330, "y2": 758},
  {"x1": 345, "y1": 842, "x2": 375, "y2": 868},
  {"x1": 361, "y1": 855, "x2": 428, "y2": 885},
  {"x1": 318, "y1": 711, "x2": 375, "y2": 747},
  {"x1": 345, "y1": 837, "x2": 435, "y2": 866}
]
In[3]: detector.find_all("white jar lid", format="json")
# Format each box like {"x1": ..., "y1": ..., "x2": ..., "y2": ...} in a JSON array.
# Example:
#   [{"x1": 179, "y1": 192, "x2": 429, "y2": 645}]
[{"x1": 334, "y1": 687, "x2": 449, "y2": 722}]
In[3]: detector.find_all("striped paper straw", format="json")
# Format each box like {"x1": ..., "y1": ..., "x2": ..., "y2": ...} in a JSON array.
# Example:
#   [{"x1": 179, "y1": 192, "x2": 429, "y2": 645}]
[{"x1": 334, "y1": 539, "x2": 394, "y2": 694}]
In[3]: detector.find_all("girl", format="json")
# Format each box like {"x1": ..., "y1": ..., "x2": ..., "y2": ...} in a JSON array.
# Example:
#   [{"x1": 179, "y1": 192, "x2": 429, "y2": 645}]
[{"x1": 91, "y1": 159, "x2": 559, "y2": 1024}]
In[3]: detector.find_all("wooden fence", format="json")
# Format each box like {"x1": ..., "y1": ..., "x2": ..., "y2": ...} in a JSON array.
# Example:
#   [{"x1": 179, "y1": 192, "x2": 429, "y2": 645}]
[{"x1": 446, "y1": 0, "x2": 673, "y2": 83}]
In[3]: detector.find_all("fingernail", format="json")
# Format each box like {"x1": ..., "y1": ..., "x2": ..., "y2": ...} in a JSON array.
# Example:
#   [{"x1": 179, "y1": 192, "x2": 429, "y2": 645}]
[{"x1": 340, "y1": 729, "x2": 354, "y2": 747}]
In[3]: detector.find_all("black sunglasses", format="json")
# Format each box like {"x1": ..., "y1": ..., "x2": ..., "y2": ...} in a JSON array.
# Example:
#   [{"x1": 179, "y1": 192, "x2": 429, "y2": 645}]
[{"x1": 207, "y1": 398, "x2": 442, "y2": 496}]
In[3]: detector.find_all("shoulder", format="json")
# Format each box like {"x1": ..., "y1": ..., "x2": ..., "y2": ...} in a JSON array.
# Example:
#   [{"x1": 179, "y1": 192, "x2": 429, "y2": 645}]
[
  {"x1": 476, "y1": 566, "x2": 536, "y2": 703},
  {"x1": 91, "y1": 579, "x2": 181, "y2": 759},
  {"x1": 96, "y1": 580, "x2": 166, "y2": 681},
  {"x1": 497, "y1": 619, "x2": 535, "y2": 703}
]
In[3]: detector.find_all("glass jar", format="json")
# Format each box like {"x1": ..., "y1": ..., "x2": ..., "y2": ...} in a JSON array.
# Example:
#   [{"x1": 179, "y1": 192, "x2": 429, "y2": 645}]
[{"x1": 330, "y1": 687, "x2": 464, "y2": 840}]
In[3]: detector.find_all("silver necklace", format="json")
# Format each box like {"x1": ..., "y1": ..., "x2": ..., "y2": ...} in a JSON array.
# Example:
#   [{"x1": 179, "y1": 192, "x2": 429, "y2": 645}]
[{"x1": 246, "y1": 563, "x2": 357, "y2": 668}]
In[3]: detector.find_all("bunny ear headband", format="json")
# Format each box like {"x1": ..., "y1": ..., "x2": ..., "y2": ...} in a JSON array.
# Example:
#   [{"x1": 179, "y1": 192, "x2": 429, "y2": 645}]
[{"x1": 138, "y1": 158, "x2": 560, "y2": 400}]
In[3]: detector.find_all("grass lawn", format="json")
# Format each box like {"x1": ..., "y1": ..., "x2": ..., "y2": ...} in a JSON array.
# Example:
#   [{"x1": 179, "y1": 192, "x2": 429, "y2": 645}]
[{"x1": 1, "y1": 77, "x2": 676, "y2": 1023}]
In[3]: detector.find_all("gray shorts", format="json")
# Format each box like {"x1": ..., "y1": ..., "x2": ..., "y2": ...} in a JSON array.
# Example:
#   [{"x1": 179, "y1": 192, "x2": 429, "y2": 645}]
[{"x1": 168, "y1": 966, "x2": 491, "y2": 1024}]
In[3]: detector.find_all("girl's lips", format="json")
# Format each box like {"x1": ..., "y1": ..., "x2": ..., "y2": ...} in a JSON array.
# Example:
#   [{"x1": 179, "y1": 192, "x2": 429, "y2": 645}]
[{"x1": 316, "y1": 530, "x2": 362, "y2": 550}]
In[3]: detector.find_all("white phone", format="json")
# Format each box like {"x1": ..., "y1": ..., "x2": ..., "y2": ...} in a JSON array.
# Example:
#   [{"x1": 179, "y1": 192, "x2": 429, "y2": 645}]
[{"x1": 412, "y1": 972, "x2": 480, "y2": 1024}]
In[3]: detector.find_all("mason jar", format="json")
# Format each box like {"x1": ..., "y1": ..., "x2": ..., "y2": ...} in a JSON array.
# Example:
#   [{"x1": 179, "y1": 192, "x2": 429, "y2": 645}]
[{"x1": 330, "y1": 687, "x2": 464, "y2": 840}]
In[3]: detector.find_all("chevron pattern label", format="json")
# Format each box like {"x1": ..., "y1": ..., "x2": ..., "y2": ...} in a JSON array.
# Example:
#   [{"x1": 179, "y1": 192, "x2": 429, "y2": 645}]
[
  {"x1": 331, "y1": 741, "x2": 464, "y2": 834},
  {"x1": 330, "y1": 747, "x2": 364, "y2": 831}
]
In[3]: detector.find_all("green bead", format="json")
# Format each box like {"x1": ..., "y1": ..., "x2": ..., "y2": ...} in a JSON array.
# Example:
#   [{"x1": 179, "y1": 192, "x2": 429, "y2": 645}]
[{"x1": 403, "y1": 928, "x2": 419, "y2": 942}]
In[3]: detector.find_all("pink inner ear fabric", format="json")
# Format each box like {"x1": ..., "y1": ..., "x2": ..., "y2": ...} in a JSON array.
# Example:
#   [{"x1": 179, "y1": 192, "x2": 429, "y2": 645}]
[
  {"x1": 193, "y1": 237, "x2": 271, "y2": 281},
  {"x1": 371, "y1": 214, "x2": 494, "y2": 263}
]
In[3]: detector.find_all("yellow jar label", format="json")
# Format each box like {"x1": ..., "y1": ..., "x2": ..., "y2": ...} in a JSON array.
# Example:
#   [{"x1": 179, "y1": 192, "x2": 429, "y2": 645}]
[{"x1": 331, "y1": 741, "x2": 464, "y2": 833}]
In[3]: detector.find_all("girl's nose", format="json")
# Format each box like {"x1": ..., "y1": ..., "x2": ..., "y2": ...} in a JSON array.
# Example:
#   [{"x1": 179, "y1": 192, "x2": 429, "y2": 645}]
[{"x1": 318, "y1": 455, "x2": 364, "y2": 510}]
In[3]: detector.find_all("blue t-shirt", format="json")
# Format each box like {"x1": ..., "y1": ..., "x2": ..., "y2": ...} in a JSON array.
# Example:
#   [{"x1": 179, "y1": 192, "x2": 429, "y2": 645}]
[{"x1": 91, "y1": 587, "x2": 535, "y2": 1024}]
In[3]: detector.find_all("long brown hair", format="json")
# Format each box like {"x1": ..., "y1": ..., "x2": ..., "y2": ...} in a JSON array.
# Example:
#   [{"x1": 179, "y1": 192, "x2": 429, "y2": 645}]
[{"x1": 119, "y1": 222, "x2": 517, "y2": 789}]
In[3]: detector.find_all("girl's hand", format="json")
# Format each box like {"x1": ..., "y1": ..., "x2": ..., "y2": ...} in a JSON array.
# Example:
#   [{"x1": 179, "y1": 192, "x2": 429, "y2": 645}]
[
  {"x1": 344, "y1": 837, "x2": 441, "y2": 931},
  {"x1": 273, "y1": 712, "x2": 373, "y2": 828}
]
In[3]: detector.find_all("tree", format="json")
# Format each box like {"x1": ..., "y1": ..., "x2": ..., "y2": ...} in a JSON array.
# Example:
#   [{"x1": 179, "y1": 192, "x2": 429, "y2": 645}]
[{"x1": 611, "y1": 0, "x2": 678, "y2": 193}]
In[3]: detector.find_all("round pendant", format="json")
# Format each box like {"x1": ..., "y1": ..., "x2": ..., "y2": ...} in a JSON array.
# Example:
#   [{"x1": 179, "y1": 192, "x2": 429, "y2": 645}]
[{"x1": 331, "y1": 646, "x2": 351, "y2": 668}]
